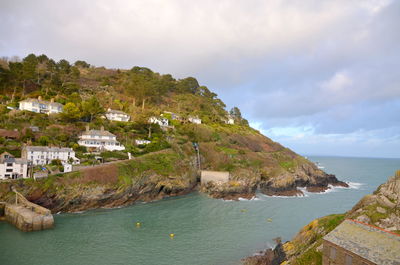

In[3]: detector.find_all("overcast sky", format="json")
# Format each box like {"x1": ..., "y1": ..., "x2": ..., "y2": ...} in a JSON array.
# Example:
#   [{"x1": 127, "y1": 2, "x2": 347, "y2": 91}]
[{"x1": 1, "y1": 0, "x2": 399, "y2": 158}]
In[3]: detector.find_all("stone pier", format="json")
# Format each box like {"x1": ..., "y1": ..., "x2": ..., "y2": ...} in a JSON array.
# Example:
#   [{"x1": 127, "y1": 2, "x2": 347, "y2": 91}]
[{"x1": 0, "y1": 189, "x2": 54, "y2": 232}]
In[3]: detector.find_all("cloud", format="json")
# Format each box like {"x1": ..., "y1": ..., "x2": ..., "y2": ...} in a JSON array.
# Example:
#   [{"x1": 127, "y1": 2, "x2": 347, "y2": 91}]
[{"x1": 0, "y1": 0, "x2": 399, "y2": 157}]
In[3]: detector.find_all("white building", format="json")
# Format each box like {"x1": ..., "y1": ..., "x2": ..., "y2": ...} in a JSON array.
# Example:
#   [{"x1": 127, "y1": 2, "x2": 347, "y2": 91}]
[
  {"x1": 149, "y1": 116, "x2": 169, "y2": 127},
  {"x1": 22, "y1": 146, "x2": 80, "y2": 166},
  {"x1": 135, "y1": 139, "x2": 151, "y2": 145},
  {"x1": 105, "y1": 108, "x2": 130, "y2": 122},
  {"x1": 188, "y1": 116, "x2": 202, "y2": 124},
  {"x1": 0, "y1": 152, "x2": 29, "y2": 180},
  {"x1": 224, "y1": 115, "x2": 235, "y2": 125},
  {"x1": 19, "y1": 97, "x2": 63, "y2": 115},
  {"x1": 78, "y1": 126, "x2": 125, "y2": 151}
]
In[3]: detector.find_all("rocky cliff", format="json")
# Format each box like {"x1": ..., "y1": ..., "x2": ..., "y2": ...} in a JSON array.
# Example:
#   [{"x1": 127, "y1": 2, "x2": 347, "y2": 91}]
[
  {"x1": 243, "y1": 170, "x2": 400, "y2": 265},
  {"x1": 0, "y1": 125, "x2": 347, "y2": 213}
]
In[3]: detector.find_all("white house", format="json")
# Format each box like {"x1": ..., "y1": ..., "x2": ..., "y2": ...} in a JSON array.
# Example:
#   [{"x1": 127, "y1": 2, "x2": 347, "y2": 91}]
[
  {"x1": 19, "y1": 97, "x2": 63, "y2": 115},
  {"x1": 224, "y1": 115, "x2": 235, "y2": 125},
  {"x1": 135, "y1": 139, "x2": 151, "y2": 145},
  {"x1": 0, "y1": 152, "x2": 29, "y2": 180},
  {"x1": 188, "y1": 116, "x2": 202, "y2": 124},
  {"x1": 105, "y1": 108, "x2": 130, "y2": 122},
  {"x1": 149, "y1": 116, "x2": 169, "y2": 127},
  {"x1": 22, "y1": 146, "x2": 80, "y2": 166},
  {"x1": 78, "y1": 126, "x2": 125, "y2": 151}
]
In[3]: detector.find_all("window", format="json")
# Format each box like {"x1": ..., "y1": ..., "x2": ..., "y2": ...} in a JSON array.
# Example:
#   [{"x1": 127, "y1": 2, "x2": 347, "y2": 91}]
[
  {"x1": 345, "y1": 254, "x2": 353, "y2": 265},
  {"x1": 6, "y1": 163, "x2": 13, "y2": 167},
  {"x1": 330, "y1": 247, "x2": 336, "y2": 259},
  {"x1": 6, "y1": 169, "x2": 13, "y2": 172}
]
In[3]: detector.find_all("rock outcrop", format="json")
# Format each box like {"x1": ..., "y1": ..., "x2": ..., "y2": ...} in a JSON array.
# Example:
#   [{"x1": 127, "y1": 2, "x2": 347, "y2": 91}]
[{"x1": 244, "y1": 170, "x2": 400, "y2": 265}]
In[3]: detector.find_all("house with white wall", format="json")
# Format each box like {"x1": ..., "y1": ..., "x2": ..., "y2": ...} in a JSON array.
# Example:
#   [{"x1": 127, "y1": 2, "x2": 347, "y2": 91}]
[
  {"x1": 188, "y1": 116, "x2": 202, "y2": 124},
  {"x1": 105, "y1": 108, "x2": 130, "y2": 122},
  {"x1": 22, "y1": 146, "x2": 80, "y2": 166},
  {"x1": 19, "y1": 97, "x2": 63, "y2": 115},
  {"x1": 149, "y1": 116, "x2": 169, "y2": 127},
  {"x1": 78, "y1": 126, "x2": 125, "y2": 151},
  {"x1": 135, "y1": 139, "x2": 151, "y2": 145},
  {"x1": 224, "y1": 115, "x2": 235, "y2": 125},
  {"x1": 0, "y1": 152, "x2": 29, "y2": 180}
]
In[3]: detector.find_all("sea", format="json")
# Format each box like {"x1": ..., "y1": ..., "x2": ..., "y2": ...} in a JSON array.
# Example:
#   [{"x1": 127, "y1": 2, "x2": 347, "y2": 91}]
[{"x1": 0, "y1": 156, "x2": 399, "y2": 265}]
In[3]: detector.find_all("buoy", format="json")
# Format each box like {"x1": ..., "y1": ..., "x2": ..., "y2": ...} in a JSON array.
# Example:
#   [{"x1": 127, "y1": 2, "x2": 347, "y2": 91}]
[
  {"x1": 136, "y1": 222, "x2": 141, "y2": 227},
  {"x1": 267, "y1": 218, "x2": 272, "y2": 222},
  {"x1": 240, "y1": 209, "x2": 247, "y2": 213},
  {"x1": 170, "y1": 233, "x2": 175, "y2": 238}
]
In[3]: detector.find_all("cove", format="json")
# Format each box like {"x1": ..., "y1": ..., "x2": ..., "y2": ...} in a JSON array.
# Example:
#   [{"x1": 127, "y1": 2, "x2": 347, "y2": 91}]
[{"x1": 0, "y1": 156, "x2": 399, "y2": 265}]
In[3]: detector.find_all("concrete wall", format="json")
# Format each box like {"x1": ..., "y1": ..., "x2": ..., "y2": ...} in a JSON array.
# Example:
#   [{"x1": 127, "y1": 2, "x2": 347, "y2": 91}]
[
  {"x1": 201, "y1": 170, "x2": 230, "y2": 185},
  {"x1": 5, "y1": 204, "x2": 54, "y2": 232},
  {"x1": 322, "y1": 240, "x2": 376, "y2": 265}
]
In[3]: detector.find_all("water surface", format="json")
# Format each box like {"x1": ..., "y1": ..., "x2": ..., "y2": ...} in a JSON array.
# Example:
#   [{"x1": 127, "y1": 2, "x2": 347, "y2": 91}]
[{"x1": 0, "y1": 156, "x2": 399, "y2": 265}]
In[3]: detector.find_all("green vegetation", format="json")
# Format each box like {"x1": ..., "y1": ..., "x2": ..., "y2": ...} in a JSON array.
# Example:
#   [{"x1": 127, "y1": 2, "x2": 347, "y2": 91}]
[{"x1": 286, "y1": 214, "x2": 345, "y2": 265}]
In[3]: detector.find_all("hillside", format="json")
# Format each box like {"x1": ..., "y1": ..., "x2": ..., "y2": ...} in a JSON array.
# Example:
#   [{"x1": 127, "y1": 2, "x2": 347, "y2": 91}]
[
  {"x1": 244, "y1": 170, "x2": 400, "y2": 265},
  {"x1": 0, "y1": 54, "x2": 347, "y2": 212}
]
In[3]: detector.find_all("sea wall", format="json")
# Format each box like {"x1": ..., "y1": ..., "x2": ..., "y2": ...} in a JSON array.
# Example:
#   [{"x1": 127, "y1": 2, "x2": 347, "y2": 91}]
[{"x1": 4, "y1": 203, "x2": 54, "y2": 232}]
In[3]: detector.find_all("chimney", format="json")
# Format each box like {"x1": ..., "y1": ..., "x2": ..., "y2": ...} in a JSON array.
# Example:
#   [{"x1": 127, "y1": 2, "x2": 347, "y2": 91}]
[
  {"x1": 100, "y1": 126, "x2": 104, "y2": 131},
  {"x1": 85, "y1": 125, "x2": 89, "y2": 132},
  {"x1": 38, "y1": 96, "x2": 42, "y2": 101}
]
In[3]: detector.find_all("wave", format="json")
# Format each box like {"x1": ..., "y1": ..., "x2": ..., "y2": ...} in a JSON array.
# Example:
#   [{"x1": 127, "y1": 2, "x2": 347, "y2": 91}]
[{"x1": 346, "y1": 181, "x2": 364, "y2": 190}]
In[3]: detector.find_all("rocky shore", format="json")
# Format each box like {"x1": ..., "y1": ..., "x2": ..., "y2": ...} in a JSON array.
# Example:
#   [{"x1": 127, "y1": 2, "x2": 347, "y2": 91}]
[{"x1": 243, "y1": 170, "x2": 400, "y2": 265}]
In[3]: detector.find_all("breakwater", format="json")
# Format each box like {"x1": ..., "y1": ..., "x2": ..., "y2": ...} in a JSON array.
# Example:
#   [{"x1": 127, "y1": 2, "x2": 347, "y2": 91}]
[{"x1": 0, "y1": 189, "x2": 54, "y2": 232}]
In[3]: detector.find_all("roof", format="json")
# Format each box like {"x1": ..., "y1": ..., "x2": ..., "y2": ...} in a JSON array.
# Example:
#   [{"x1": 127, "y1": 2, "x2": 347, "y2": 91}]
[
  {"x1": 0, "y1": 129, "x2": 19, "y2": 138},
  {"x1": 0, "y1": 152, "x2": 28, "y2": 164},
  {"x1": 20, "y1": 98, "x2": 63, "y2": 107},
  {"x1": 81, "y1": 129, "x2": 115, "y2": 137},
  {"x1": 323, "y1": 219, "x2": 400, "y2": 265},
  {"x1": 106, "y1": 109, "x2": 129, "y2": 115},
  {"x1": 24, "y1": 146, "x2": 74, "y2": 153}
]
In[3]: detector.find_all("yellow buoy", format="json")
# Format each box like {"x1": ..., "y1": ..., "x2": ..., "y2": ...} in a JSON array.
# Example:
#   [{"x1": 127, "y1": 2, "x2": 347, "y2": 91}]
[
  {"x1": 136, "y1": 222, "x2": 141, "y2": 227},
  {"x1": 240, "y1": 209, "x2": 247, "y2": 213},
  {"x1": 267, "y1": 218, "x2": 272, "y2": 222},
  {"x1": 170, "y1": 233, "x2": 175, "y2": 238}
]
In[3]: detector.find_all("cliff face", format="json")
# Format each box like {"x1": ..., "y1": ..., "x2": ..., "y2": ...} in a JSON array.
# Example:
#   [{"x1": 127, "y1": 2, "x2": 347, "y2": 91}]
[
  {"x1": 243, "y1": 170, "x2": 400, "y2": 265},
  {"x1": 347, "y1": 170, "x2": 400, "y2": 232}
]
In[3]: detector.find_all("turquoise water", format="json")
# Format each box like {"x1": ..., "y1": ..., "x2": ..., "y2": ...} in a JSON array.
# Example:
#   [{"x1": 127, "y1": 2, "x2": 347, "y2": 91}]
[{"x1": 0, "y1": 156, "x2": 399, "y2": 265}]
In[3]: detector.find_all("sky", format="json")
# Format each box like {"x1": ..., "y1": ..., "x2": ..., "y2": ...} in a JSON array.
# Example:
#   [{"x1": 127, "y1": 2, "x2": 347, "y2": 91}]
[{"x1": 1, "y1": 0, "x2": 399, "y2": 158}]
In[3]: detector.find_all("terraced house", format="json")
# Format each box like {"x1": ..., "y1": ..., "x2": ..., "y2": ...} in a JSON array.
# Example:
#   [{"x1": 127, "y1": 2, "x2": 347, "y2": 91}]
[
  {"x1": 78, "y1": 126, "x2": 125, "y2": 151},
  {"x1": 19, "y1": 97, "x2": 63, "y2": 114},
  {"x1": 22, "y1": 146, "x2": 80, "y2": 166},
  {"x1": 322, "y1": 219, "x2": 400, "y2": 265}
]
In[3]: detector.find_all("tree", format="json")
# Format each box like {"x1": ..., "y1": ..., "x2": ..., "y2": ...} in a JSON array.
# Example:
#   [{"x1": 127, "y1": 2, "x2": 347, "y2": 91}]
[
  {"x1": 82, "y1": 96, "x2": 105, "y2": 121},
  {"x1": 230, "y1": 107, "x2": 242, "y2": 120},
  {"x1": 22, "y1": 54, "x2": 38, "y2": 92},
  {"x1": 74, "y1": 60, "x2": 90, "y2": 68},
  {"x1": 38, "y1": 135, "x2": 50, "y2": 146},
  {"x1": 62, "y1": 102, "x2": 81, "y2": 121}
]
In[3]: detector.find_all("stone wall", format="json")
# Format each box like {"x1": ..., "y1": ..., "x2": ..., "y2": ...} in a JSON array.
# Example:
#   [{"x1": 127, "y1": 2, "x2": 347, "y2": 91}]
[
  {"x1": 200, "y1": 170, "x2": 230, "y2": 185},
  {"x1": 322, "y1": 240, "x2": 375, "y2": 265},
  {"x1": 4, "y1": 204, "x2": 54, "y2": 232}
]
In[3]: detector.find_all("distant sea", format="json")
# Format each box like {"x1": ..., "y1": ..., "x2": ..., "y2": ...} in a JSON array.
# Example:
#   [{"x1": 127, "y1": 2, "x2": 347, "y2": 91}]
[{"x1": 0, "y1": 156, "x2": 399, "y2": 265}]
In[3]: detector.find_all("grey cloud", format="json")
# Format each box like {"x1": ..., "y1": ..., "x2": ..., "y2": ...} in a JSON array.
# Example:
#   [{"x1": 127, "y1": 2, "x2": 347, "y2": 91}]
[{"x1": 0, "y1": 0, "x2": 399, "y2": 157}]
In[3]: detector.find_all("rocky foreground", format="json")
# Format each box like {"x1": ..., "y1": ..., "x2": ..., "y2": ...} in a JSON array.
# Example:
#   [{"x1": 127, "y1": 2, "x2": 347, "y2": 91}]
[{"x1": 243, "y1": 170, "x2": 400, "y2": 265}]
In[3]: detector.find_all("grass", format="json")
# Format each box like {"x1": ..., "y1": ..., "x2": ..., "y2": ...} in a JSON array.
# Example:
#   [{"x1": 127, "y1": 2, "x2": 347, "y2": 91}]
[
  {"x1": 289, "y1": 214, "x2": 345, "y2": 265},
  {"x1": 292, "y1": 247, "x2": 322, "y2": 265},
  {"x1": 117, "y1": 152, "x2": 181, "y2": 186},
  {"x1": 216, "y1": 145, "x2": 239, "y2": 155}
]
